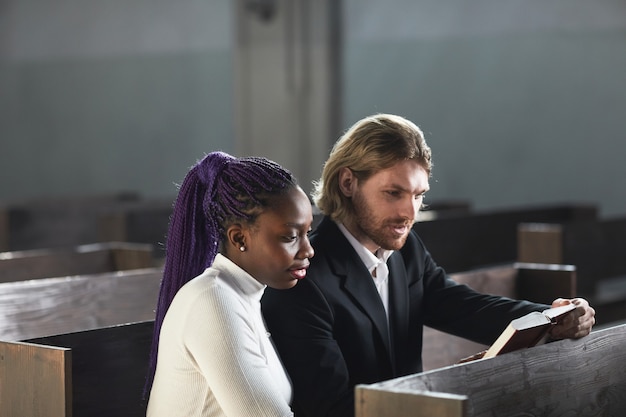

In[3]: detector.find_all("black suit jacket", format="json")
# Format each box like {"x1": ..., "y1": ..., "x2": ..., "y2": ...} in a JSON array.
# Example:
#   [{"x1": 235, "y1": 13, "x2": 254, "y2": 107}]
[{"x1": 262, "y1": 217, "x2": 547, "y2": 417}]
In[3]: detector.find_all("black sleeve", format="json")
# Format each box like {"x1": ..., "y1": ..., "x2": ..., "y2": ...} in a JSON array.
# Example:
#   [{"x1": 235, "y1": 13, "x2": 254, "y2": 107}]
[
  {"x1": 262, "y1": 279, "x2": 354, "y2": 417},
  {"x1": 413, "y1": 235, "x2": 550, "y2": 344}
]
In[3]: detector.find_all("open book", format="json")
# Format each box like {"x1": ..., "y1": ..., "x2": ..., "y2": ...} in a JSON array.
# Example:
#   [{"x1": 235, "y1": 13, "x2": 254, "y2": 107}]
[
  {"x1": 459, "y1": 303, "x2": 577, "y2": 363},
  {"x1": 482, "y1": 303, "x2": 577, "y2": 359}
]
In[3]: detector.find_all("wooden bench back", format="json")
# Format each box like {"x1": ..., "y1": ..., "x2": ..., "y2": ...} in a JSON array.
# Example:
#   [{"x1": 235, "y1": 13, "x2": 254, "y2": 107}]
[
  {"x1": 0, "y1": 193, "x2": 140, "y2": 251},
  {"x1": 0, "y1": 194, "x2": 173, "y2": 254},
  {"x1": 96, "y1": 199, "x2": 173, "y2": 258},
  {"x1": 414, "y1": 204, "x2": 597, "y2": 273},
  {"x1": 422, "y1": 262, "x2": 576, "y2": 370},
  {"x1": 518, "y1": 217, "x2": 626, "y2": 294},
  {"x1": 0, "y1": 320, "x2": 154, "y2": 417},
  {"x1": 358, "y1": 324, "x2": 626, "y2": 417},
  {"x1": 8, "y1": 322, "x2": 622, "y2": 417},
  {"x1": 0, "y1": 263, "x2": 576, "y2": 416},
  {"x1": 0, "y1": 241, "x2": 155, "y2": 283},
  {"x1": 0, "y1": 267, "x2": 161, "y2": 341},
  {"x1": 0, "y1": 340, "x2": 71, "y2": 417},
  {"x1": 518, "y1": 217, "x2": 626, "y2": 325}
]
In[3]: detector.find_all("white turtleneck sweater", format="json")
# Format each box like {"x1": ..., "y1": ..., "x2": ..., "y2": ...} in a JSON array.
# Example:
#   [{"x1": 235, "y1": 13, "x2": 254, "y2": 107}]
[{"x1": 147, "y1": 254, "x2": 293, "y2": 417}]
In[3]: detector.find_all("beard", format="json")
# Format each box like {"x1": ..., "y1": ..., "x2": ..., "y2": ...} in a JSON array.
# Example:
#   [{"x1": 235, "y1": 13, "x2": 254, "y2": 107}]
[{"x1": 351, "y1": 190, "x2": 414, "y2": 251}]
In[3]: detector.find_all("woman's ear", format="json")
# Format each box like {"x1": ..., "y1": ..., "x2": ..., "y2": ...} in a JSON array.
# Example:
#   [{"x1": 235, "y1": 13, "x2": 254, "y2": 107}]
[
  {"x1": 226, "y1": 224, "x2": 247, "y2": 252},
  {"x1": 338, "y1": 167, "x2": 356, "y2": 197}
]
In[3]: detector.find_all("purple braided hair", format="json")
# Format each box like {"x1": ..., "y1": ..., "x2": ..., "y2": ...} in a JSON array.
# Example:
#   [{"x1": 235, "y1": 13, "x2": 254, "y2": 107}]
[{"x1": 144, "y1": 151, "x2": 298, "y2": 399}]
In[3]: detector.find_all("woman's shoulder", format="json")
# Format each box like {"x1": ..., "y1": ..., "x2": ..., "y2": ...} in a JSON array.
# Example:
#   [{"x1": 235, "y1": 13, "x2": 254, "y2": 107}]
[{"x1": 172, "y1": 267, "x2": 241, "y2": 307}]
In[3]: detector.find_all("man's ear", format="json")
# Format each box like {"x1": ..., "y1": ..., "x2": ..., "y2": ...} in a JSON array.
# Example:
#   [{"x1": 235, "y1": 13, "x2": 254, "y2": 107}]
[{"x1": 338, "y1": 167, "x2": 356, "y2": 197}]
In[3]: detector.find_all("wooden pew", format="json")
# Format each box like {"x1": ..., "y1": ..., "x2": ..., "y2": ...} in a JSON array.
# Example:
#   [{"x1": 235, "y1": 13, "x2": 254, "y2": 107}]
[
  {"x1": 0, "y1": 263, "x2": 579, "y2": 417},
  {"x1": 0, "y1": 192, "x2": 141, "y2": 252},
  {"x1": 0, "y1": 194, "x2": 173, "y2": 256},
  {"x1": 97, "y1": 199, "x2": 174, "y2": 258},
  {"x1": 0, "y1": 242, "x2": 156, "y2": 283},
  {"x1": 414, "y1": 203, "x2": 598, "y2": 273},
  {"x1": 518, "y1": 217, "x2": 626, "y2": 325},
  {"x1": 0, "y1": 320, "x2": 153, "y2": 417},
  {"x1": 422, "y1": 262, "x2": 576, "y2": 370},
  {"x1": 357, "y1": 323, "x2": 626, "y2": 417},
  {"x1": 6, "y1": 322, "x2": 623, "y2": 417},
  {"x1": 0, "y1": 268, "x2": 162, "y2": 341}
]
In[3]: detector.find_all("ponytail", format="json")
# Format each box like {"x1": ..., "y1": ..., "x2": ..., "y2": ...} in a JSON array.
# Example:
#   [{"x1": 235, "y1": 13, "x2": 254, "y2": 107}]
[{"x1": 144, "y1": 151, "x2": 297, "y2": 398}]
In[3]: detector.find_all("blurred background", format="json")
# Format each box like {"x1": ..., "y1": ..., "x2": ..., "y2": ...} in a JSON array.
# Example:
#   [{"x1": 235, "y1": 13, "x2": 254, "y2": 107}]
[{"x1": 1, "y1": 0, "x2": 625, "y2": 216}]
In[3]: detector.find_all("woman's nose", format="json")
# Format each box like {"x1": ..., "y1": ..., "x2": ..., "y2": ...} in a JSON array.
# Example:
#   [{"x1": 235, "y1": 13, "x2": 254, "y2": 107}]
[{"x1": 299, "y1": 239, "x2": 314, "y2": 259}]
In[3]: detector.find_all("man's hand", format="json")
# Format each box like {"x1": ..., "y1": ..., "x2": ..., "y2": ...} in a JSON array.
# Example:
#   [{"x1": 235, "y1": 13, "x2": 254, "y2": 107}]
[{"x1": 549, "y1": 298, "x2": 596, "y2": 340}]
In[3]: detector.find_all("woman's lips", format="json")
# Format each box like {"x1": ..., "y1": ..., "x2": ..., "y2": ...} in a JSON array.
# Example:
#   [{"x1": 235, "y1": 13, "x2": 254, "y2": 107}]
[{"x1": 289, "y1": 264, "x2": 309, "y2": 280}]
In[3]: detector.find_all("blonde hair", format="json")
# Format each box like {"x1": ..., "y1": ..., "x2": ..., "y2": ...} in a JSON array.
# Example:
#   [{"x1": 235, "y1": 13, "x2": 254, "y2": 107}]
[{"x1": 312, "y1": 114, "x2": 432, "y2": 223}]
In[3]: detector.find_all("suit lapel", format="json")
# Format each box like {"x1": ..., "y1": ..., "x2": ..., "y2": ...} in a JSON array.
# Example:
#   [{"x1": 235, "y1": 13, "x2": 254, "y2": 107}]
[
  {"x1": 320, "y1": 218, "x2": 393, "y2": 359},
  {"x1": 342, "y1": 262, "x2": 391, "y2": 356},
  {"x1": 387, "y1": 253, "x2": 410, "y2": 358}
]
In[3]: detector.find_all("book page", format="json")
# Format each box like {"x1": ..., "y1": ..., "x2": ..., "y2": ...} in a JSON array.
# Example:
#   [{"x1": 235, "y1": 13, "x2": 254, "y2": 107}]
[{"x1": 543, "y1": 303, "x2": 576, "y2": 322}]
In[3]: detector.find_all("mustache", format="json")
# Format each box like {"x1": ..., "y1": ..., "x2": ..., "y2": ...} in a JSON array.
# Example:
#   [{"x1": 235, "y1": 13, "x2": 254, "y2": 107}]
[{"x1": 384, "y1": 218, "x2": 414, "y2": 227}]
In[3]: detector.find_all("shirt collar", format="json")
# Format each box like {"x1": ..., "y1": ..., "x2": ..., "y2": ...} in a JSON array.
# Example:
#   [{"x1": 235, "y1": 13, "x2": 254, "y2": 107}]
[
  {"x1": 211, "y1": 253, "x2": 266, "y2": 301},
  {"x1": 337, "y1": 222, "x2": 393, "y2": 272}
]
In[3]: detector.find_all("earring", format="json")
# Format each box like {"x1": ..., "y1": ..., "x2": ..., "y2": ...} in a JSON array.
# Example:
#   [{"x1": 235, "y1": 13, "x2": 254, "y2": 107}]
[{"x1": 239, "y1": 246, "x2": 246, "y2": 252}]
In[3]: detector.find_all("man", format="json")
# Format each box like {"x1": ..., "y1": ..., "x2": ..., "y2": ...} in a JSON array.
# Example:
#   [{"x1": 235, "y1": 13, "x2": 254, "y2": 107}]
[{"x1": 261, "y1": 113, "x2": 595, "y2": 417}]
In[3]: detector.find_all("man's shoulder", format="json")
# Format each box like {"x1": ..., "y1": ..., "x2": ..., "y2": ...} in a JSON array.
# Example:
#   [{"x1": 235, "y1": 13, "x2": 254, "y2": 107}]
[
  {"x1": 309, "y1": 217, "x2": 349, "y2": 254},
  {"x1": 310, "y1": 215, "x2": 340, "y2": 238}
]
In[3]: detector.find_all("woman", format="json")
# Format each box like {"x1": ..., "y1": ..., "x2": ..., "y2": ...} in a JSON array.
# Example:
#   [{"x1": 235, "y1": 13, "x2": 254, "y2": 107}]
[{"x1": 145, "y1": 151, "x2": 314, "y2": 417}]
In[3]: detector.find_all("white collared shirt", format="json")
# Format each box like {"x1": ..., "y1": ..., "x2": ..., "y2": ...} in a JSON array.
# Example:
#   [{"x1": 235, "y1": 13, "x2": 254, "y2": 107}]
[{"x1": 337, "y1": 223, "x2": 393, "y2": 319}]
